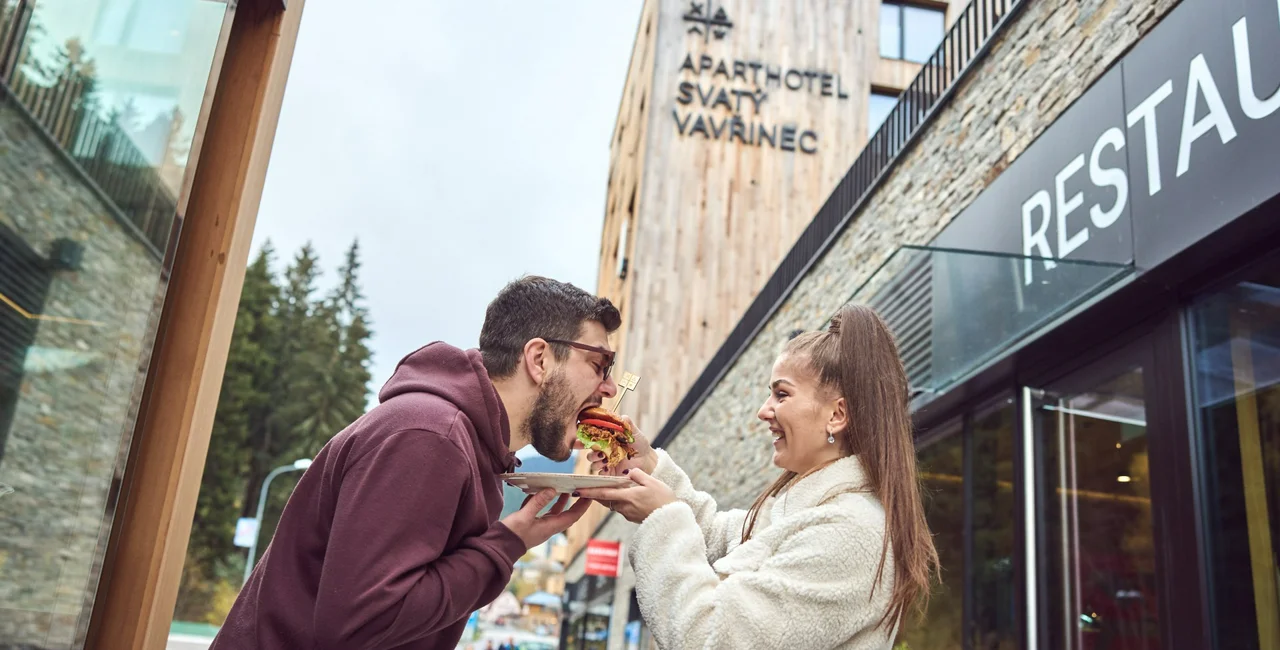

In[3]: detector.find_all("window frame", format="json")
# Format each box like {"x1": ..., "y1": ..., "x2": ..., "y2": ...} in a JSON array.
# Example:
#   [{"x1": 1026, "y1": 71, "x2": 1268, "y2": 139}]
[{"x1": 880, "y1": 1, "x2": 948, "y2": 63}]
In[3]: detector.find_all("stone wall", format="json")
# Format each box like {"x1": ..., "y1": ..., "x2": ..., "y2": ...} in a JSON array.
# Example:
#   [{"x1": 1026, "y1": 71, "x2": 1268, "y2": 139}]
[
  {"x1": 0, "y1": 99, "x2": 165, "y2": 649},
  {"x1": 662, "y1": 0, "x2": 1181, "y2": 509}
]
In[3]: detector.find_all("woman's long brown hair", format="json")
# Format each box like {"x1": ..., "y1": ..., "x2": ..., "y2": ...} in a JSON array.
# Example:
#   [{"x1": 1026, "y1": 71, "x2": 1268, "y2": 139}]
[{"x1": 740, "y1": 304, "x2": 938, "y2": 631}]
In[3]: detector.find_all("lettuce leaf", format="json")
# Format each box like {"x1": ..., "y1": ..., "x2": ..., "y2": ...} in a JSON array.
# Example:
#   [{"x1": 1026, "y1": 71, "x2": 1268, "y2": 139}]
[{"x1": 577, "y1": 427, "x2": 609, "y2": 451}]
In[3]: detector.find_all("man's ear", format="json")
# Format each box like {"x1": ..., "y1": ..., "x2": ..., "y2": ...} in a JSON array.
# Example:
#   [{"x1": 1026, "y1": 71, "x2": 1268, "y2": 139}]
[{"x1": 522, "y1": 338, "x2": 551, "y2": 386}]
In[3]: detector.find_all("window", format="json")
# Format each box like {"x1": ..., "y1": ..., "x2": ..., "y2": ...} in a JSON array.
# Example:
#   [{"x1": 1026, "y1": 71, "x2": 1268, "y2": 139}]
[
  {"x1": 899, "y1": 423, "x2": 966, "y2": 649},
  {"x1": 1190, "y1": 258, "x2": 1280, "y2": 650},
  {"x1": 868, "y1": 90, "x2": 898, "y2": 136},
  {"x1": 616, "y1": 217, "x2": 629, "y2": 280},
  {"x1": 971, "y1": 402, "x2": 1017, "y2": 650},
  {"x1": 897, "y1": 398, "x2": 1018, "y2": 649},
  {"x1": 880, "y1": 2, "x2": 946, "y2": 64}
]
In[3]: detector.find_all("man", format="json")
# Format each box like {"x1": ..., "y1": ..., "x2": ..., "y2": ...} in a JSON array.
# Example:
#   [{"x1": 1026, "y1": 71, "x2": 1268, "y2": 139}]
[{"x1": 212, "y1": 276, "x2": 620, "y2": 650}]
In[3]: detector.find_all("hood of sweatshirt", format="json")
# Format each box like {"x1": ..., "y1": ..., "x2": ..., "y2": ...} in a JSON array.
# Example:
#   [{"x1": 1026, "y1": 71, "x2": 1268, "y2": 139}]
[{"x1": 378, "y1": 342, "x2": 519, "y2": 473}]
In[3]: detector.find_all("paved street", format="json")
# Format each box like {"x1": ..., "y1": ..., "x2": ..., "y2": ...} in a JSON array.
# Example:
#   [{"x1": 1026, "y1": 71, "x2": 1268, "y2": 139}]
[{"x1": 166, "y1": 633, "x2": 213, "y2": 650}]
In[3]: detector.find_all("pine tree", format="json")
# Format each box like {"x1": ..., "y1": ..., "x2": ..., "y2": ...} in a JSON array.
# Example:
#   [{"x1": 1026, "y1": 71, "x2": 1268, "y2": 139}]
[
  {"x1": 287, "y1": 240, "x2": 373, "y2": 447},
  {"x1": 176, "y1": 242, "x2": 376, "y2": 623},
  {"x1": 331, "y1": 240, "x2": 373, "y2": 417},
  {"x1": 240, "y1": 245, "x2": 321, "y2": 521}
]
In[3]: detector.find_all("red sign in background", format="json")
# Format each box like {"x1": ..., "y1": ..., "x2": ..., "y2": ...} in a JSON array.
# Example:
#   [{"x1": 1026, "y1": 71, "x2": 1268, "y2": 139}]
[{"x1": 585, "y1": 539, "x2": 621, "y2": 577}]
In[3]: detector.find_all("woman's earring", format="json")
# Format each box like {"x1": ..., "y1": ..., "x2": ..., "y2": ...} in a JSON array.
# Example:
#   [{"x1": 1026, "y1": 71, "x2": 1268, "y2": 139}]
[{"x1": 827, "y1": 433, "x2": 836, "y2": 444}]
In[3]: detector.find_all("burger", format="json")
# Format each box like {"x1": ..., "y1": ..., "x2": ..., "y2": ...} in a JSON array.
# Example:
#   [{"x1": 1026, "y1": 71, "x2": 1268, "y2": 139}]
[{"x1": 576, "y1": 407, "x2": 637, "y2": 471}]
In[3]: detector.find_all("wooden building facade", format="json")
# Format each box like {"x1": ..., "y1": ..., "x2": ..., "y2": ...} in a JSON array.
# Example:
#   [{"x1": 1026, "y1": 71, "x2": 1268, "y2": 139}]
[{"x1": 568, "y1": 0, "x2": 959, "y2": 563}]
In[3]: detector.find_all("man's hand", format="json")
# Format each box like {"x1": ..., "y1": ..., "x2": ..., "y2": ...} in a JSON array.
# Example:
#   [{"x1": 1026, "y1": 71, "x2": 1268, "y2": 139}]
[
  {"x1": 500, "y1": 489, "x2": 592, "y2": 550},
  {"x1": 587, "y1": 415, "x2": 658, "y2": 476}
]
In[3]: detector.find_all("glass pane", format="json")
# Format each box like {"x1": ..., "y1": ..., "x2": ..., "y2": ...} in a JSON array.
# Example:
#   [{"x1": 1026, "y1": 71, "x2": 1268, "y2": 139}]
[
  {"x1": 903, "y1": 5, "x2": 946, "y2": 64},
  {"x1": 868, "y1": 91, "x2": 897, "y2": 137},
  {"x1": 880, "y1": 2, "x2": 902, "y2": 59},
  {"x1": 0, "y1": 0, "x2": 227, "y2": 647},
  {"x1": 1190, "y1": 262, "x2": 1280, "y2": 650},
  {"x1": 851, "y1": 246, "x2": 1130, "y2": 398},
  {"x1": 972, "y1": 400, "x2": 1017, "y2": 650},
  {"x1": 1041, "y1": 367, "x2": 1160, "y2": 649},
  {"x1": 899, "y1": 424, "x2": 964, "y2": 649}
]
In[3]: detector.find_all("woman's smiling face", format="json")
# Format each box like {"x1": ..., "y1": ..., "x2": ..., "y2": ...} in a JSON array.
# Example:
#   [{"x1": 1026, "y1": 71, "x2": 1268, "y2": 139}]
[{"x1": 756, "y1": 353, "x2": 846, "y2": 474}]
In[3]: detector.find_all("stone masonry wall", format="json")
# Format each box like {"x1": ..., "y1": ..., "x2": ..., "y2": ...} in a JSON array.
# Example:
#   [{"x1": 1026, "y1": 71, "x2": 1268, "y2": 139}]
[
  {"x1": 663, "y1": 0, "x2": 1181, "y2": 509},
  {"x1": 0, "y1": 99, "x2": 164, "y2": 649}
]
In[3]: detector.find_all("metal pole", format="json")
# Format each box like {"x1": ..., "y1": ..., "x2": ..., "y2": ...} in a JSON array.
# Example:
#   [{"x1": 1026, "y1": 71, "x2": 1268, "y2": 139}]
[
  {"x1": 243, "y1": 462, "x2": 306, "y2": 585},
  {"x1": 1021, "y1": 386, "x2": 1039, "y2": 650}
]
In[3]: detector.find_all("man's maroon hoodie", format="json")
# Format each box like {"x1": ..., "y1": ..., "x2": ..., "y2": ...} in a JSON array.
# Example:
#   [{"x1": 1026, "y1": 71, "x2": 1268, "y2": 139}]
[{"x1": 211, "y1": 343, "x2": 528, "y2": 650}]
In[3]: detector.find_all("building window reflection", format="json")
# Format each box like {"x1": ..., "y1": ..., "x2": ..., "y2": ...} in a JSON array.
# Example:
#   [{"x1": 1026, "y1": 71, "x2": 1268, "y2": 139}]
[
  {"x1": 902, "y1": 422, "x2": 965, "y2": 648},
  {"x1": 868, "y1": 90, "x2": 898, "y2": 136},
  {"x1": 1040, "y1": 368, "x2": 1160, "y2": 649},
  {"x1": 970, "y1": 401, "x2": 1016, "y2": 650},
  {"x1": 0, "y1": 1, "x2": 227, "y2": 647},
  {"x1": 900, "y1": 398, "x2": 1017, "y2": 649},
  {"x1": 1191, "y1": 257, "x2": 1280, "y2": 650}
]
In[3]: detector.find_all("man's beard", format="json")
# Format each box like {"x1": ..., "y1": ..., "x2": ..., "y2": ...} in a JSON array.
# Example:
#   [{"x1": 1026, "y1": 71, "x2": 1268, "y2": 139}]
[{"x1": 525, "y1": 369, "x2": 578, "y2": 461}]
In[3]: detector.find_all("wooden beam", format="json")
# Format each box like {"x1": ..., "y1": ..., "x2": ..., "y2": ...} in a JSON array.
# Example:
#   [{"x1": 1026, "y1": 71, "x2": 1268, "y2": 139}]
[{"x1": 84, "y1": 1, "x2": 305, "y2": 648}]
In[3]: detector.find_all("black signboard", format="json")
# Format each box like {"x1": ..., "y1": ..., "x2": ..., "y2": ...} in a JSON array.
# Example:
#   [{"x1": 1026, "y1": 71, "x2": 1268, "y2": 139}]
[
  {"x1": 1124, "y1": 0, "x2": 1280, "y2": 267},
  {"x1": 934, "y1": 0, "x2": 1280, "y2": 273}
]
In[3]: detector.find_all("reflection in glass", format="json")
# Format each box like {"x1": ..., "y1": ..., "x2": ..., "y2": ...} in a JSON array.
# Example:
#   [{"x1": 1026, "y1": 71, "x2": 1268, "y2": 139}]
[
  {"x1": 0, "y1": 1, "x2": 227, "y2": 648},
  {"x1": 1191, "y1": 262, "x2": 1280, "y2": 650},
  {"x1": 562, "y1": 577, "x2": 613, "y2": 650},
  {"x1": 879, "y1": 3, "x2": 946, "y2": 63},
  {"x1": 868, "y1": 91, "x2": 897, "y2": 137},
  {"x1": 879, "y1": 3, "x2": 902, "y2": 59},
  {"x1": 1041, "y1": 368, "x2": 1160, "y2": 649},
  {"x1": 899, "y1": 424, "x2": 964, "y2": 649},
  {"x1": 903, "y1": 5, "x2": 946, "y2": 64},
  {"x1": 1, "y1": 0, "x2": 225, "y2": 248},
  {"x1": 972, "y1": 401, "x2": 1017, "y2": 650}
]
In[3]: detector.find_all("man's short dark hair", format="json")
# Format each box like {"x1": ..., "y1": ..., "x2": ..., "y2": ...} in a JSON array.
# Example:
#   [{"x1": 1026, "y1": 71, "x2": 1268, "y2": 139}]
[{"x1": 480, "y1": 276, "x2": 622, "y2": 378}]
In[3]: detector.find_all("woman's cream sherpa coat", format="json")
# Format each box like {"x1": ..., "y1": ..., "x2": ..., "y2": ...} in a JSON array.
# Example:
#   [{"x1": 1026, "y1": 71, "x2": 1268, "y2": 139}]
[{"x1": 629, "y1": 449, "x2": 896, "y2": 650}]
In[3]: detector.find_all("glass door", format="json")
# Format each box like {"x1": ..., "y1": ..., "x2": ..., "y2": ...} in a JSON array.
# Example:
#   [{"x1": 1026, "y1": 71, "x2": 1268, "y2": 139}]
[{"x1": 1031, "y1": 348, "x2": 1162, "y2": 650}]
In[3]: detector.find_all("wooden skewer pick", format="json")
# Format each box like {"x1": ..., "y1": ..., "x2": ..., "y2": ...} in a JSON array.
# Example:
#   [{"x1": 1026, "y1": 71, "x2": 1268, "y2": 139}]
[{"x1": 610, "y1": 371, "x2": 640, "y2": 413}]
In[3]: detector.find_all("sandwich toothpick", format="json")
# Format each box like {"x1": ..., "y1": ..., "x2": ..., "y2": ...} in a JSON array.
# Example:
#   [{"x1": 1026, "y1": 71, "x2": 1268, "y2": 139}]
[{"x1": 610, "y1": 372, "x2": 640, "y2": 413}]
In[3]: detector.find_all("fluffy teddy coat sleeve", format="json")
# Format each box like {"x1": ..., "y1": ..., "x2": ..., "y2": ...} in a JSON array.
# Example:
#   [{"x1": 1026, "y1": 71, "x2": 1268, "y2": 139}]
[
  {"x1": 650, "y1": 449, "x2": 748, "y2": 563},
  {"x1": 630, "y1": 454, "x2": 897, "y2": 650}
]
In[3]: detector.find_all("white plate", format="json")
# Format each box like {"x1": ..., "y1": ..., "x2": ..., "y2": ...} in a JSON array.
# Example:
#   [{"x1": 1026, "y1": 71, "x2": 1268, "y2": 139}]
[{"x1": 500, "y1": 472, "x2": 631, "y2": 494}]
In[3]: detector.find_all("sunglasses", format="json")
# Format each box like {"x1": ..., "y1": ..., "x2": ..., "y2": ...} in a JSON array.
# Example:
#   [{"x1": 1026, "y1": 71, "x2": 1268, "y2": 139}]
[{"x1": 544, "y1": 338, "x2": 615, "y2": 380}]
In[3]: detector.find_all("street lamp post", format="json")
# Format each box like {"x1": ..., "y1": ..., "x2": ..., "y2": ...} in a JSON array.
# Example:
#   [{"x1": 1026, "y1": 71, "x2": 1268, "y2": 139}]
[{"x1": 243, "y1": 458, "x2": 312, "y2": 585}]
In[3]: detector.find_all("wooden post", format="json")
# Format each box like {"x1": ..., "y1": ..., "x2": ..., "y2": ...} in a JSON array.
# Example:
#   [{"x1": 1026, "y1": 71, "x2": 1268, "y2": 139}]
[{"x1": 84, "y1": 1, "x2": 305, "y2": 648}]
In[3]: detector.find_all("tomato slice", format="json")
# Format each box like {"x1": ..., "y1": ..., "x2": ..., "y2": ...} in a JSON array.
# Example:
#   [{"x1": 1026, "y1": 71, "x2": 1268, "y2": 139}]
[{"x1": 578, "y1": 418, "x2": 623, "y2": 432}]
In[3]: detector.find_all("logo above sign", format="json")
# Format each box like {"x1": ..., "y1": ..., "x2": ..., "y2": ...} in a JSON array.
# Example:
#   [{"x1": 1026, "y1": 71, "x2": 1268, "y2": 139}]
[{"x1": 683, "y1": 2, "x2": 733, "y2": 43}]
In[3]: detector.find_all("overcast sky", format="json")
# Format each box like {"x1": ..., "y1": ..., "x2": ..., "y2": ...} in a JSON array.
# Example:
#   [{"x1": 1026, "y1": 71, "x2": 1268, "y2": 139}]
[{"x1": 252, "y1": 0, "x2": 643, "y2": 408}]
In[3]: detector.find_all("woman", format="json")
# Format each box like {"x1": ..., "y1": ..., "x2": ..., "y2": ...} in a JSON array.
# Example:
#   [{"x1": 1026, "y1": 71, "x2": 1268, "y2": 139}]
[{"x1": 576, "y1": 304, "x2": 938, "y2": 649}]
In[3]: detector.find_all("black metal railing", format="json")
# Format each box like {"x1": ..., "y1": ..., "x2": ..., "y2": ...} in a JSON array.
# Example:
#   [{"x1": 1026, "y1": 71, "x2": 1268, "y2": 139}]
[
  {"x1": 653, "y1": 0, "x2": 1029, "y2": 448},
  {"x1": 0, "y1": 0, "x2": 177, "y2": 254}
]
